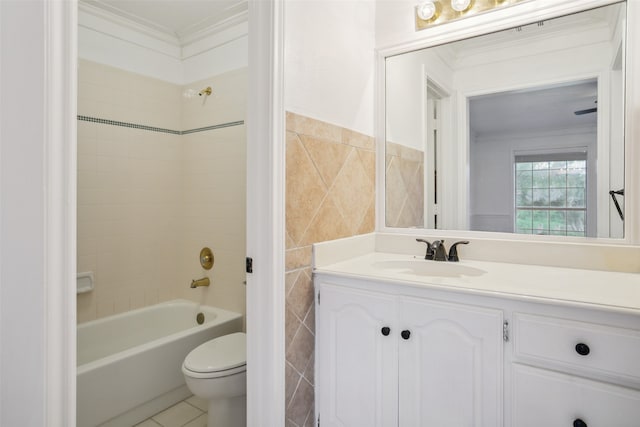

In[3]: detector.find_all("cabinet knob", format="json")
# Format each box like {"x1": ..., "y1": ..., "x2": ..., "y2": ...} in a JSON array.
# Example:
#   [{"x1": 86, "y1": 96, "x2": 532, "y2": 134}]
[
  {"x1": 381, "y1": 327, "x2": 391, "y2": 336},
  {"x1": 575, "y1": 343, "x2": 590, "y2": 356},
  {"x1": 401, "y1": 330, "x2": 411, "y2": 340},
  {"x1": 573, "y1": 419, "x2": 587, "y2": 427}
]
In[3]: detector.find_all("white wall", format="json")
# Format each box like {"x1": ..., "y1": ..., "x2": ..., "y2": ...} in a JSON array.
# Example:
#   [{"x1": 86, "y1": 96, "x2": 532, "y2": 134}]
[
  {"x1": 385, "y1": 49, "x2": 453, "y2": 150},
  {"x1": 0, "y1": 2, "x2": 46, "y2": 425},
  {"x1": 452, "y1": 41, "x2": 613, "y2": 95},
  {"x1": 284, "y1": 0, "x2": 376, "y2": 136}
]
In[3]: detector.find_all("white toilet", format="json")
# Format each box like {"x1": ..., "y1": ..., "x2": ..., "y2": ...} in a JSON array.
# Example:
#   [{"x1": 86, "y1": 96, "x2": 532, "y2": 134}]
[{"x1": 182, "y1": 332, "x2": 247, "y2": 427}]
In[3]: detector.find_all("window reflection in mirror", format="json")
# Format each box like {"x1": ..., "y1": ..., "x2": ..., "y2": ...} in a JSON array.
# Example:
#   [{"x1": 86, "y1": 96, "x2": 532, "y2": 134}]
[{"x1": 385, "y1": 2, "x2": 626, "y2": 238}]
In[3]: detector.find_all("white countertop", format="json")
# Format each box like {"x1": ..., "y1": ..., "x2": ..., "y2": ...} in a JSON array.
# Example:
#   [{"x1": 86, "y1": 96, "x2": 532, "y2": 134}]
[{"x1": 314, "y1": 252, "x2": 640, "y2": 313}]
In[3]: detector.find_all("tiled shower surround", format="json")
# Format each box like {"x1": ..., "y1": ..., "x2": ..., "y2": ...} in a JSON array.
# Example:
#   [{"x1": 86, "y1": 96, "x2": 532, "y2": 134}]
[
  {"x1": 385, "y1": 141, "x2": 425, "y2": 228},
  {"x1": 77, "y1": 59, "x2": 247, "y2": 323},
  {"x1": 285, "y1": 112, "x2": 375, "y2": 426}
]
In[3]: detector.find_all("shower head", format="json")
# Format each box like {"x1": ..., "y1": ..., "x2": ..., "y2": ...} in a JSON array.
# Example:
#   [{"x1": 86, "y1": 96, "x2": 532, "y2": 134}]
[{"x1": 199, "y1": 87, "x2": 212, "y2": 97}]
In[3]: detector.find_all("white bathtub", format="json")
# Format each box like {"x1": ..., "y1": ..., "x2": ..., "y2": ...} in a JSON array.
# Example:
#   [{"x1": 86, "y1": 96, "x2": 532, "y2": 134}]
[{"x1": 77, "y1": 299, "x2": 243, "y2": 427}]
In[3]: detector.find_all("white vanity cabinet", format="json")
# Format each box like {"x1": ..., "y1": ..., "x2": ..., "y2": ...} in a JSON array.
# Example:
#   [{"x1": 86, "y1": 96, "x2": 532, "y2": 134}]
[
  {"x1": 510, "y1": 312, "x2": 640, "y2": 427},
  {"x1": 315, "y1": 277, "x2": 503, "y2": 427},
  {"x1": 398, "y1": 295, "x2": 503, "y2": 426},
  {"x1": 315, "y1": 282, "x2": 399, "y2": 427},
  {"x1": 511, "y1": 364, "x2": 640, "y2": 427},
  {"x1": 314, "y1": 269, "x2": 640, "y2": 427}
]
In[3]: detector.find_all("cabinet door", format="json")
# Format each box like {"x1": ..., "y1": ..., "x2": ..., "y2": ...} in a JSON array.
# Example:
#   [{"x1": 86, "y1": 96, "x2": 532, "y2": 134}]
[
  {"x1": 316, "y1": 283, "x2": 398, "y2": 427},
  {"x1": 512, "y1": 364, "x2": 640, "y2": 427},
  {"x1": 398, "y1": 296, "x2": 503, "y2": 427}
]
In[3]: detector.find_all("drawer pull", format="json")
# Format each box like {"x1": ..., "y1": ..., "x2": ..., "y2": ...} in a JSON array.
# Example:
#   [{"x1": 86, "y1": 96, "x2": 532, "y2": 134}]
[
  {"x1": 573, "y1": 419, "x2": 587, "y2": 427},
  {"x1": 381, "y1": 326, "x2": 391, "y2": 336},
  {"x1": 401, "y1": 330, "x2": 411, "y2": 340},
  {"x1": 575, "y1": 343, "x2": 590, "y2": 356}
]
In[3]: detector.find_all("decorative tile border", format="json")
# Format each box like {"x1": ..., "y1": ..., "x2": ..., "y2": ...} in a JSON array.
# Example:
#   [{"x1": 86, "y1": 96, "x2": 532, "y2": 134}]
[
  {"x1": 181, "y1": 121, "x2": 245, "y2": 135},
  {"x1": 77, "y1": 115, "x2": 244, "y2": 135}
]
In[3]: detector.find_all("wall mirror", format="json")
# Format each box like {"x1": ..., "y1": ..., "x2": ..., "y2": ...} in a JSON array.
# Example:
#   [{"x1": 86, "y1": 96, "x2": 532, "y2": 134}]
[{"x1": 384, "y1": 1, "x2": 626, "y2": 239}]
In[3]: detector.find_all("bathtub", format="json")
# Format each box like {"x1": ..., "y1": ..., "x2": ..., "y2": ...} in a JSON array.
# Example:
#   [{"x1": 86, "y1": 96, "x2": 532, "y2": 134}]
[{"x1": 77, "y1": 299, "x2": 243, "y2": 427}]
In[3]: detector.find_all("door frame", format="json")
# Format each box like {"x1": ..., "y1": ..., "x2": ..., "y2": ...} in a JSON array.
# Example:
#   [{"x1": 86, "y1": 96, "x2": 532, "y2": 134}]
[{"x1": 43, "y1": 0, "x2": 286, "y2": 424}]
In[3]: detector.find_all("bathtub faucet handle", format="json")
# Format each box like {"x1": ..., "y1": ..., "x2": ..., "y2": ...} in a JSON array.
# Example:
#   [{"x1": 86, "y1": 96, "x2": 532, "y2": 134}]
[{"x1": 191, "y1": 277, "x2": 210, "y2": 288}]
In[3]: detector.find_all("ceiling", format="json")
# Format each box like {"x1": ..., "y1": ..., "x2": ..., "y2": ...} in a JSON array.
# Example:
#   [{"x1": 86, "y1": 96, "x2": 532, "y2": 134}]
[
  {"x1": 469, "y1": 79, "x2": 598, "y2": 138},
  {"x1": 82, "y1": 0, "x2": 247, "y2": 40}
]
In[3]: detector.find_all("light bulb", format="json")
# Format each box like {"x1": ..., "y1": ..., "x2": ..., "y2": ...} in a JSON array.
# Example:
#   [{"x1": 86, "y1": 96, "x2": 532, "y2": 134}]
[
  {"x1": 417, "y1": 1, "x2": 437, "y2": 20},
  {"x1": 450, "y1": 0, "x2": 471, "y2": 12}
]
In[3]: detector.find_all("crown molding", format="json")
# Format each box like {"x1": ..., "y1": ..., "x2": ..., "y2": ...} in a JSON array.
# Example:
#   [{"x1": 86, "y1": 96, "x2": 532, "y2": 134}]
[
  {"x1": 79, "y1": 1, "x2": 180, "y2": 46},
  {"x1": 79, "y1": 0, "x2": 248, "y2": 60},
  {"x1": 177, "y1": 1, "x2": 248, "y2": 46}
]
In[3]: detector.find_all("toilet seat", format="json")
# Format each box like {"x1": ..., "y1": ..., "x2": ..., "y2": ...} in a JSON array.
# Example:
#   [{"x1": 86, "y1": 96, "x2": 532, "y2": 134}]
[{"x1": 183, "y1": 332, "x2": 246, "y2": 379}]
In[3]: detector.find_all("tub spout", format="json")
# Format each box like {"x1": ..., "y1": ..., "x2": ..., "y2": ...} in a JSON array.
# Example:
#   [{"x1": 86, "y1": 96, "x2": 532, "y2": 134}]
[{"x1": 191, "y1": 277, "x2": 210, "y2": 288}]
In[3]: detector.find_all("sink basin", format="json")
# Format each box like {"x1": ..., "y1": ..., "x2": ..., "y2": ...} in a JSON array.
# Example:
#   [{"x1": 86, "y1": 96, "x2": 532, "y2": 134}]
[{"x1": 372, "y1": 259, "x2": 486, "y2": 278}]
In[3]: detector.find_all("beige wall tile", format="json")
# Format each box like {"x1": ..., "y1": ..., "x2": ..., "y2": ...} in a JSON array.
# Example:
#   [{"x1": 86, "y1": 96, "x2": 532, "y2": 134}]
[
  {"x1": 286, "y1": 111, "x2": 342, "y2": 143},
  {"x1": 298, "y1": 195, "x2": 352, "y2": 247},
  {"x1": 357, "y1": 148, "x2": 376, "y2": 181},
  {"x1": 285, "y1": 362, "x2": 301, "y2": 407},
  {"x1": 181, "y1": 69, "x2": 247, "y2": 131},
  {"x1": 299, "y1": 135, "x2": 352, "y2": 188},
  {"x1": 385, "y1": 142, "x2": 425, "y2": 228},
  {"x1": 342, "y1": 128, "x2": 375, "y2": 151},
  {"x1": 285, "y1": 246, "x2": 313, "y2": 271},
  {"x1": 285, "y1": 323, "x2": 314, "y2": 375},
  {"x1": 286, "y1": 304, "x2": 302, "y2": 347},
  {"x1": 330, "y1": 149, "x2": 375, "y2": 235},
  {"x1": 77, "y1": 293, "x2": 96, "y2": 323},
  {"x1": 285, "y1": 112, "x2": 377, "y2": 424},
  {"x1": 286, "y1": 231, "x2": 297, "y2": 250},
  {"x1": 358, "y1": 198, "x2": 376, "y2": 235},
  {"x1": 302, "y1": 351, "x2": 315, "y2": 387},
  {"x1": 285, "y1": 270, "x2": 301, "y2": 297},
  {"x1": 286, "y1": 268, "x2": 313, "y2": 320},
  {"x1": 286, "y1": 131, "x2": 328, "y2": 245},
  {"x1": 286, "y1": 376, "x2": 314, "y2": 426},
  {"x1": 77, "y1": 61, "x2": 247, "y2": 325}
]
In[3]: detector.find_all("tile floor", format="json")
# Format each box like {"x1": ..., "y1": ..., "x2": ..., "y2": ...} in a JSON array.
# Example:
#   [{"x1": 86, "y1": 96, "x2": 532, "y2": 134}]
[{"x1": 135, "y1": 395, "x2": 208, "y2": 427}]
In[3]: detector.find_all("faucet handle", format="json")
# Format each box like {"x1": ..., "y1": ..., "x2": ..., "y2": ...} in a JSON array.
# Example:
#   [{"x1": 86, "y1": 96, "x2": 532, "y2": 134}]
[
  {"x1": 416, "y1": 238, "x2": 434, "y2": 260},
  {"x1": 447, "y1": 241, "x2": 469, "y2": 262}
]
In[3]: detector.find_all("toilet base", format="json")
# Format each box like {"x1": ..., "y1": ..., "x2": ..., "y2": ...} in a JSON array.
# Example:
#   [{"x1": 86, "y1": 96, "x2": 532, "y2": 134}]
[{"x1": 207, "y1": 395, "x2": 246, "y2": 427}]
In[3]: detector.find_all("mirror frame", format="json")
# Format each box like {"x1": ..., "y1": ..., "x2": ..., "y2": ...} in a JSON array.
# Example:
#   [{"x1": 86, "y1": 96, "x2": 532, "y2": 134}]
[{"x1": 376, "y1": 0, "x2": 640, "y2": 245}]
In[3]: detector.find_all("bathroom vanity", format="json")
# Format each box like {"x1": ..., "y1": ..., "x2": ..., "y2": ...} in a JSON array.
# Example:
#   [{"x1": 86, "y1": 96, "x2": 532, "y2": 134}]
[{"x1": 313, "y1": 234, "x2": 640, "y2": 427}]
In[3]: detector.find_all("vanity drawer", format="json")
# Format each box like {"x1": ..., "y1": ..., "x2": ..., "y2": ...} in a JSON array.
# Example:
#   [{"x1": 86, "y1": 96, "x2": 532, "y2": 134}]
[
  {"x1": 512, "y1": 364, "x2": 640, "y2": 427},
  {"x1": 513, "y1": 313, "x2": 640, "y2": 382}
]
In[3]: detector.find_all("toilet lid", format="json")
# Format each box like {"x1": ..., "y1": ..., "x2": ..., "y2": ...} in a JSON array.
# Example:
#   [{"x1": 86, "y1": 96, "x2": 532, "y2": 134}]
[{"x1": 184, "y1": 332, "x2": 246, "y2": 374}]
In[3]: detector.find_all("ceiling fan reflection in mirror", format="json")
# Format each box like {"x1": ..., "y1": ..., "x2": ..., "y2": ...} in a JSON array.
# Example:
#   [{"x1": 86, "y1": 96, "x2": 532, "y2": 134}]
[{"x1": 574, "y1": 100, "x2": 597, "y2": 115}]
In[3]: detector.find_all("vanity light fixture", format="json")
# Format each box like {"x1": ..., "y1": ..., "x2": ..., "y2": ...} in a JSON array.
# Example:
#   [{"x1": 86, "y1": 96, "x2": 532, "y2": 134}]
[{"x1": 416, "y1": 0, "x2": 527, "y2": 31}]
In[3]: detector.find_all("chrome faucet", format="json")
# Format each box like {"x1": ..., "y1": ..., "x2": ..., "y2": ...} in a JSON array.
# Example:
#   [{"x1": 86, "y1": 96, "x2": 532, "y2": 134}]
[
  {"x1": 431, "y1": 240, "x2": 448, "y2": 261},
  {"x1": 416, "y1": 239, "x2": 470, "y2": 262}
]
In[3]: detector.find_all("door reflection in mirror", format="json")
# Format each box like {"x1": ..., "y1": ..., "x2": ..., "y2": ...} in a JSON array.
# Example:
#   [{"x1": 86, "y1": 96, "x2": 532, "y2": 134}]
[{"x1": 469, "y1": 80, "x2": 600, "y2": 237}]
